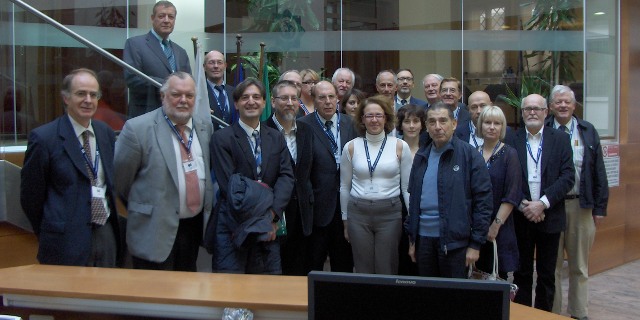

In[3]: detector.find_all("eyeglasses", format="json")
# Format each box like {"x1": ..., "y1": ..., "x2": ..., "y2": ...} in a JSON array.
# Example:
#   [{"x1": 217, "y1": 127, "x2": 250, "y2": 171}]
[
  {"x1": 522, "y1": 106, "x2": 547, "y2": 113},
  {"x1": 302, "y1": 81, "x2": 318, "y2": 85},
  {"x1": 317, "y1": 94, "x2": 337, "y2": 101},
  {"x1": 363, "y1": 113, "x2": 385, "y2": 120},
  {"x1": 72, "y1": 91, "x2": 101, "y2": 99},
  {"x1": 239, "y1": 94, "x2": 263, "y2": 102},
  {"x1": 274, "y1": 96, "x2": 298, "y2": 102},
  {"x1": 397, "y1": 77, "x2": 413, "y2": 82}
]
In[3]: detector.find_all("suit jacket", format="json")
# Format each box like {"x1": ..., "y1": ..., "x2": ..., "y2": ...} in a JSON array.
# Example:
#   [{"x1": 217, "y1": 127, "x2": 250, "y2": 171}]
[
  {"x1": 207, "y1": 83, "x2": 237, "y2": 131},
  {"x1": 123, "y1": 31, "x2": 191, "y2": 117},
  {"x1": 545, "y1": 116, "x2": 609, "y2": 215},
  {"x1": 263, "y1": 117, "x2": 315, "y2": 236},
  {"x1": 210, "y1": 122, "x2": 295, "y2": 220},
  {"x1": 299, "y1": 113, "x2": 358, "y2": 227},
  {"x1": 114, "y1": 108, "x2": 214, "y2": 263},
  {"x1": 505, "y1": 126, "x2": 575, "y2": 233},
  {"x1": 395, "y1": 96, "x2": 428, "y2": 110},
  {"x1": 21, "y1": 115, "x2": 121, "y2": 266}
]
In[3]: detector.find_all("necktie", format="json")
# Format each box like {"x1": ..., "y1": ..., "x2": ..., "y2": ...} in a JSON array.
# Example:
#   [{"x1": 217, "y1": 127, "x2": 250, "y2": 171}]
[
  {"x1": 401, "y1": 99, "x2": 407, "y2": 105},
  {"x1": 559, "y1": 125, "x2": 569, "y2": 134},
  {"x1": 177, "y1": 125, "x2": 201, "y2": 214},
  {"x1": 82, "y1": 131, "x2": 108, "y2": 226},
  {"x1": 214, "y1": 85, "x2": 229, "y2": 121},
  {"x1": 252, "y1": 130, "x2": 262, "y2": 178},
  {"x1": 161, "y1": 39, "x2": 177, "y2": 72},
  {"x1": 325, "y1": 120, "x2": 337, "y2": 155}
]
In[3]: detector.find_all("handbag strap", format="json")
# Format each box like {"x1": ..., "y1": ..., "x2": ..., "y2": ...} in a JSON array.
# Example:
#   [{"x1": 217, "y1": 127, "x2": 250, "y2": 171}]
[{"x1": 491, "y1": 239, "x2": 499, "y2": 278}]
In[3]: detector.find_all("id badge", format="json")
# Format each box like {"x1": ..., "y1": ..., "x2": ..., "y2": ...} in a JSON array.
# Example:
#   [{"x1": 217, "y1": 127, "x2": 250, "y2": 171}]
[
  {"x1": 92, "y1": 186, "x2": 106, "y2": 199},
  {"x1": 183, "y1": 160, "x2": 197, "y2": 173},
  {"x1": 365, "y1": 182, "x2": 379, "y2": 194}
]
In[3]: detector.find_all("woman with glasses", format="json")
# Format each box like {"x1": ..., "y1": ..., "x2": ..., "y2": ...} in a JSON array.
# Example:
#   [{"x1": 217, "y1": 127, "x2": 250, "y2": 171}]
[
  {"x1": 475, "y1": 106, "x2": 522, "y2": 279},
  {"x1": 340, "y1": 88, "x2": 367, "y2": 117},
  {"x1": 299, "y1": 69, "x2": 320, "y2": 115},
  {"x1": 340, "y1": 95, "x2": 412, "y2": 274}
]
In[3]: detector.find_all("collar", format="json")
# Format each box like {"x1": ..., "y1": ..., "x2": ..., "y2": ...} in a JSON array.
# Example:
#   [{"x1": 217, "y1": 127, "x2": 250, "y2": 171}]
[
  {"x1": 553, "y1": 116, "x2": 575, "y2": 130},
  {"x1": 239, "y1": 119, "x2": 260, "y2": 137},
  {"x1": 365, "y1": 131, "x2": 386, "y2": 142},
  {"x1": 322, "y1": 113, "x2": 338, "y2": 126},
  {"x1": 207, "y1": 79, "x2": 225, "y2": 88},
  {"x1": 150, "y1": 29, "x2": 169, "y2": 44},
  {"x1": 525, "y1": 125, "x2": 544, "y2": 139},
  {"x1": 68, "y1": 114, "x2": 93, "y2": 138},
  {"x1": 396, "y1": 95, "x2": 411, "y2": 104},
  {"x1": 272, "y1": 114, "x2": 297, "y2": 134},
  {"x1": 170, "y1": 117, "x2": 193, "y2": 131}
]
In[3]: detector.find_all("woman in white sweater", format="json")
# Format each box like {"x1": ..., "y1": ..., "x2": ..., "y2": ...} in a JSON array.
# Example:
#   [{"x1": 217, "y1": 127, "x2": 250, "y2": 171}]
[{"x1": 340, "y1": 95, "x2": 412, "y2": 274}]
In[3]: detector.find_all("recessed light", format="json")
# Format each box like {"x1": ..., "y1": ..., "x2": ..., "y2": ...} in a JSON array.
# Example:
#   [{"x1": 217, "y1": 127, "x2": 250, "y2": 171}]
[{"x1": 594, "y1": 12, "x2": 605, "y2": 15}]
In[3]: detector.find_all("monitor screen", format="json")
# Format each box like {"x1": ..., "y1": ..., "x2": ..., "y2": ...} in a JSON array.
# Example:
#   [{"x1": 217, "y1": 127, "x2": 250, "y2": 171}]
[{"x1": 308, "y1": 271, "x2": 510, "y2": 320}]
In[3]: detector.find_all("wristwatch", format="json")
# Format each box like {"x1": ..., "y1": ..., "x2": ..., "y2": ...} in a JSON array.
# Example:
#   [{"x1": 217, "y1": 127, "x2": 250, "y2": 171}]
[{"x1": 494, "y1": 217, "x2": 503, "y2": 225}]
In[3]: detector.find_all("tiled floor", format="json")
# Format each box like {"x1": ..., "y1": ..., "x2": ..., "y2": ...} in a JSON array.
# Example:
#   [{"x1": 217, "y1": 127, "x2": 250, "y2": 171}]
[{"x1": 555, "y1": 259, "x2": 640, "y2": 320}]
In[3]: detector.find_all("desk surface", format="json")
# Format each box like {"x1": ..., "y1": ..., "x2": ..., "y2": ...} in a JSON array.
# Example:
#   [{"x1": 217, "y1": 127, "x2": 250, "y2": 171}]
[{"x1": 0, "y1": 264, "x2": 569, "y2": 319}]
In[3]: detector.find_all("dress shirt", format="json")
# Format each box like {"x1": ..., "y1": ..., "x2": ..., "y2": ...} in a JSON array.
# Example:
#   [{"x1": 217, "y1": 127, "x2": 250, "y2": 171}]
[
  {"x1": 69, "y1": 115, "x2": 110, "y2": 218},
  {"x1": 238, "y1": 119, "x2": 261, "y2": 157},
  {"x1": 554, "y1": 117, "x2": 582, "y2": 196},
  {"x1": 151, "y1": 29, "x2": 171, "y2": 53},
  {"x1": 170, "y1": 117, "x2": 205, "y2": 218},
  {"x1": 321, "y1": 113, "x2": 341, "y2": 164},
  {"x1": 272, "y1": 114, "x2": 298, "y2": 164},
  {"x1": 525, "y1": 126, "x2": 550, "y2": 208},
  {"x1": 469, "y1": 122, "x2": 484, "y2": 149}
]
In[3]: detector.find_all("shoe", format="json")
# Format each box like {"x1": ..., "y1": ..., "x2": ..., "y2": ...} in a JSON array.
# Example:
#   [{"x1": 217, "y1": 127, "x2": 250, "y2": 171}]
[{"x1": 571, "y1": 316, "x2": 588, "y2": 320}]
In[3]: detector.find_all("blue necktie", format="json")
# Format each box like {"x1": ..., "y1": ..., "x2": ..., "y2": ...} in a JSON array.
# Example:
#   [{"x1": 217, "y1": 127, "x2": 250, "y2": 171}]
[
  {"x1": 161, "y1": 39, "x2": 176, "y2": 72},
  {"x1": 214, "y1": 85, "x2": 229, "y2": 121}
]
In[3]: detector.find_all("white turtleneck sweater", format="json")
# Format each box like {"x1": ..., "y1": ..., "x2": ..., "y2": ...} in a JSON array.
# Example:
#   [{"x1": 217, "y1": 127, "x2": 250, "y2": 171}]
[{"x1": 340, "y1": 132, "x2": 412, "y2": 220}]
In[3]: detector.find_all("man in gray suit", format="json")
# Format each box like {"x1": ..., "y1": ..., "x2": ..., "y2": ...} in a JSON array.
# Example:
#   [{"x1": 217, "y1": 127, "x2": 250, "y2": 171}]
[
  {"x1": 123, "y1": 1, "x2": 191, "y2": 118},
  {"x1": 115, "y1": 72, "x2": 213, "y2": 271}
]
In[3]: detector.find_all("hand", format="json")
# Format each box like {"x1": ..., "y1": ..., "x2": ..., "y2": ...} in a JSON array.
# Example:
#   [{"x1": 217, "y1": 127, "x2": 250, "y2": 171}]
[
  {"x1": 343, "y1": 220, "x2": 349, "y2": 243},
  {"x1": 408, "y1": 242, "x2": 416, "y2": 263},
  {"x1": 267, "y1": 222, "x2": 277, "y2": 241},
  {"x1": 466, "y1": 248, "x2": 480, "y2": 267},
  {"x1": 521, "y1": 200, "x2": 545, "y2": 223},
  {"x1": 487, "y1": 222, "x2": 500, "y2": 241},
  {"x1": 593, "y1": 215, "x2": 605, "y2": 227}
]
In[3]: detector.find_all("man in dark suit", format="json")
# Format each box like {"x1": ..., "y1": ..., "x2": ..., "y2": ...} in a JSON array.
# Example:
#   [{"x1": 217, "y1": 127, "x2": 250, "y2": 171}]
[
  {"x1": 505, "y1": 93, "x2": 575, "y2": 311},
  {"x1": 299, "y1": 80, "x2": 357, "y2": 272},
  {"x1": 440, "y1": 77, "x2": 470, "y2": 125},
  {"x1": 123, "y1": 1, "x2": 191, "y2": 118},
  {"x1": 454, "y1": 90, "x2": 491, "y2": 148},
  {"x1": 209, "y1": 78, "x2": 294, "y2": 274},
  {"x1": 547, "y1": 85, "x2": 609, "y2": 320},
  {"x1": 115, "y1": 72, "x2": 214, "y2": 272},
  {"x1": 263, "y1": 80, "x2": 314, "y2": 275},
  {"x1": 422, "y1": 73, "x2": 443, "y2": 109},
  {"x1": 395, "y1": 69, "x2": 428, "y2": 110},
  {"x1": 21, "y1": 68, "x2": 121, "y2": 267},
  {"x1": 204, "y1": 50, "x2": 236, "y2": 130}
]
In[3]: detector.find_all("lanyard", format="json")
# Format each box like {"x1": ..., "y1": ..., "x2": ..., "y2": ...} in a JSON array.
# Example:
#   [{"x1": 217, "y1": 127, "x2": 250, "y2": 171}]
[
  {"x1": 363, "y1": 135, "x2": 387, "y2": 181},
  {"x1": 556, "y1": 118, "x2": 575, "y2": 141},
  {"x1": 163, "y1": 110, "x2": 194, "y2": 154},
  {"x1": 314, "y1": 112, "x2": 340, "y2": 154},
  {"x1": 526, "y1": 133, "x2": 543, "y2": 171},
  {"x1": 470, "y1": 121, "x2": 480, "y2": 149},
  {"x1": 299, "y1": 100, "x2": 310, "y2": 115},
  {"x1": 80, "y1": 139, "x2": 100, "y2": 178},
  {"x1": 480, "y1": 141, "x2": 501, "y2": 169}
]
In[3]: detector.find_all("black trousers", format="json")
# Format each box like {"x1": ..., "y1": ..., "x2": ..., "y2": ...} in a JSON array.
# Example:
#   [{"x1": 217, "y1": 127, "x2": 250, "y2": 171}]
[
  {"x1": 309, "y1": 201, "x2": 353, "y2": 272},
  {"x1": 279, "y1": 197, "x2": 311, "y2": 276},
  {"x1": 513, "y1": 215, "x2": 561, "y2": 312}
]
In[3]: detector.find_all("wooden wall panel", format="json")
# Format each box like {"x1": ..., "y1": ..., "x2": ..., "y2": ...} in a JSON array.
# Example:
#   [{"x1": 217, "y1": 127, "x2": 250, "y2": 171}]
[
  {"x1": 590, "y1": 225, "x2": 625, "y2": 274},
  {"x1": 0, "y1": 222, "x2": 38, "y2": 268}
]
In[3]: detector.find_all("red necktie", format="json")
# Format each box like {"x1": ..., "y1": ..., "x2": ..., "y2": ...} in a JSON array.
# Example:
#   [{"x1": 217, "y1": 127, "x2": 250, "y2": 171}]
[{"x1": 177, "y1": 125, "x2": 201, "y2": 214}]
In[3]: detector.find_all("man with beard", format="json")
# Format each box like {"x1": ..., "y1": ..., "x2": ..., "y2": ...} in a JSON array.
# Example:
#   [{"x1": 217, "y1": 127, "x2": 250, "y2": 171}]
[
  {"x1": 263, "y1": 80, "x2": 314, "y2": 275},
  {"x1": 115, "y1": 72, "x2": 214, "y2": 271}
]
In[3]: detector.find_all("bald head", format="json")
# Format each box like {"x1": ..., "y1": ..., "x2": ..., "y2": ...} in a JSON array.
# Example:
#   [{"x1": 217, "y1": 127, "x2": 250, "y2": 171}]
[
  {"x1": 204, "y1": 50, "x2": 226, "y2": 85},
  {"x1": 468, "y1": 91, "x2": 492, "y2": 124}
]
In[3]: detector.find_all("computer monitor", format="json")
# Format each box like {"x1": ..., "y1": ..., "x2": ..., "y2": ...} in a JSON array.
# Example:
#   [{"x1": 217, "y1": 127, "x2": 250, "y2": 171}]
[{"x1": 308, "y1": 271, "x2": 510, "y2": 320}]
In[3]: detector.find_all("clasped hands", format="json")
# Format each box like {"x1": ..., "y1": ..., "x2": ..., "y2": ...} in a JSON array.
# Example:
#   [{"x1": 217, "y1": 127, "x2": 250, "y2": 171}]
[{"x1": 519, "y1": 199, "x2": 545, "y2": 223}]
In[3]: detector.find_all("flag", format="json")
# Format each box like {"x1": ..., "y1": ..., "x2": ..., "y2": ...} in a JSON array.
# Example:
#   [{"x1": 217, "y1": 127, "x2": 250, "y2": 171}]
[
  {"x1": 260, "y1": 58, "x2": 271, "y2": 122},
  {"x1": 193, "y1": 40, "x2": 211, "y2": 124},
  {"x1": 234, "y1": 59, "x2": 245, "y2": 86}
]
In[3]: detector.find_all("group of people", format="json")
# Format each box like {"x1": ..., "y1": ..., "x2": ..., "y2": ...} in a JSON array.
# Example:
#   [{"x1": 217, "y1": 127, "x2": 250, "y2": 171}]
[{"x1": 19, "y1": 1, "x2": 609, "y2": 320}]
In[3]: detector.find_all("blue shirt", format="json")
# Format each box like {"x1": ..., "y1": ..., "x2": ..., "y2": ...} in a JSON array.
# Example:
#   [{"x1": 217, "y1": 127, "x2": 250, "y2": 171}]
[{"x1": 419, "y1": 145, "x2": 446, "y2": 237}]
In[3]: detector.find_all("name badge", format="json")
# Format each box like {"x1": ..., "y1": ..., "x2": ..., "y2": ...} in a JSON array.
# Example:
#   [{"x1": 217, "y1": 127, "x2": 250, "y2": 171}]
[
  {"x1": 92, "y1": 186, "x2": 106, "y2": 199},
  {"x1": 365, "y1": 183, "x2": 379, "y2": 194},
  {"x1": 183, "y1": 160, "x2": 197, "y2": 173}
]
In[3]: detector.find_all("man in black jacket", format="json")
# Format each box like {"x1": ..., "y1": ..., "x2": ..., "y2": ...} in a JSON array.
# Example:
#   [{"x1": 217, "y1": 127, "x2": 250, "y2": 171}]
[{"x1": 546, "y1": 85, "x2": 609, "y2": 320}]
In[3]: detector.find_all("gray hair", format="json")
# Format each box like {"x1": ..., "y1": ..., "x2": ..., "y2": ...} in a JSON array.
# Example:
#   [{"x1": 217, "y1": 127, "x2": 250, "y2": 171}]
[
  {"x1": 332, "y1": 67, "x2": 355, "y2": 84},
  {"x1": 549, "y1": 84, "x2": 577, "y2": 104},
  {"x1": 422, "y1": 73, "x2": 444, "y2": 87}
]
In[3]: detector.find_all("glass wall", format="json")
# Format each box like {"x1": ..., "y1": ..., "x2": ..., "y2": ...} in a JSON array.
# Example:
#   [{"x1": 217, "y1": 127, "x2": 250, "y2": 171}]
[{"x1": 0, "y1": 0, "x2": 619, "y2": 147}]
